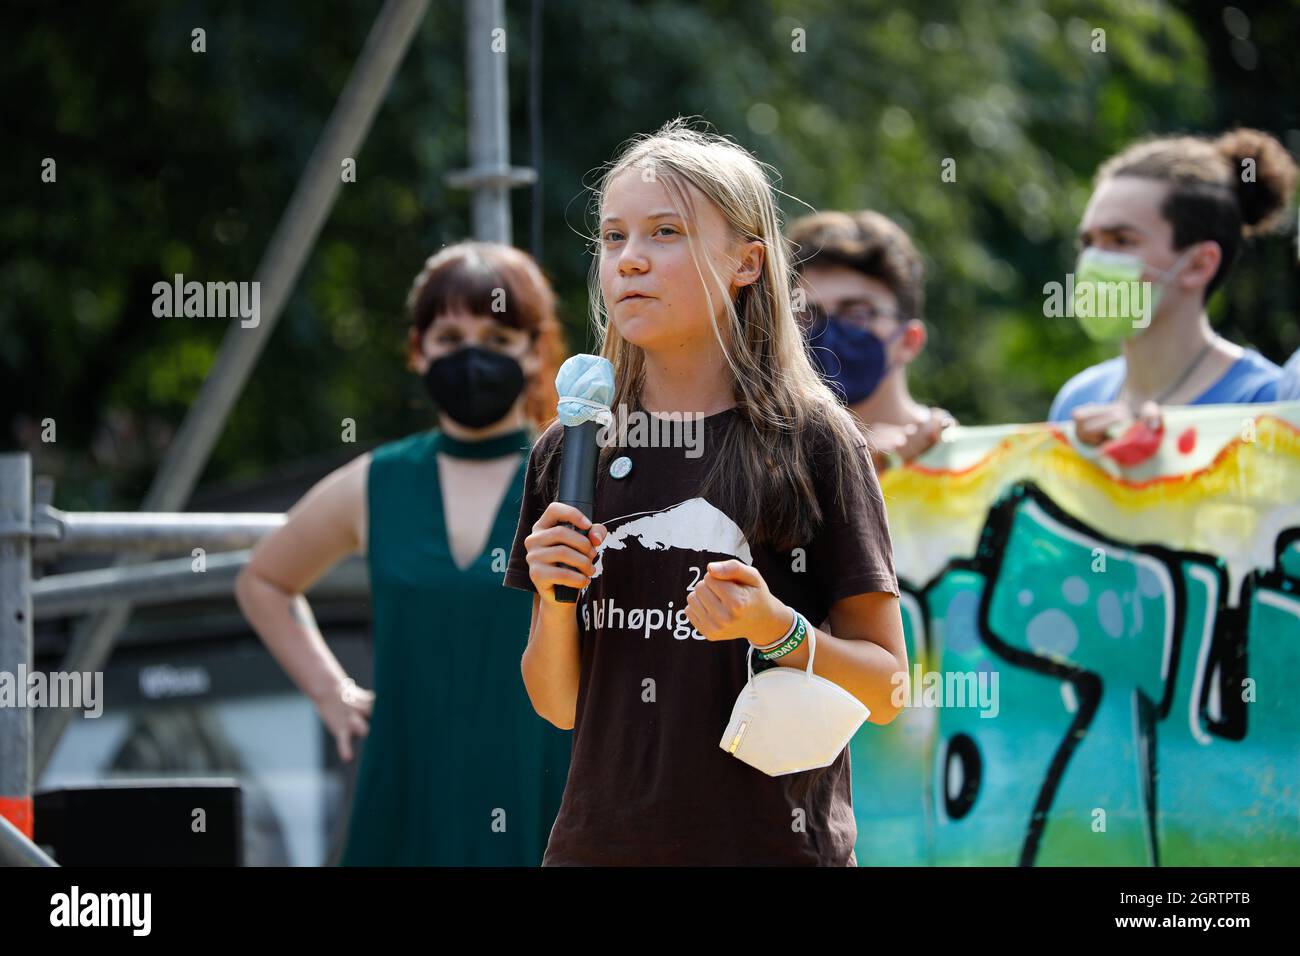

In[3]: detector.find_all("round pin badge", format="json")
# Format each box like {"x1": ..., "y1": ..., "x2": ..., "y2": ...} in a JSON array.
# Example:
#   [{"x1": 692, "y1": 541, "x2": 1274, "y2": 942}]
[{"x1": 610, "y1": 455, "x2": 633, "y2": 480}]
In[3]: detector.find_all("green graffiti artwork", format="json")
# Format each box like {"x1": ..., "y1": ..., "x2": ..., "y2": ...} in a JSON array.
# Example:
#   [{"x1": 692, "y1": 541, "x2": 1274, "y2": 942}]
[{"x1": 850, "y1": 404, "x2": 1300, "y2": 865}]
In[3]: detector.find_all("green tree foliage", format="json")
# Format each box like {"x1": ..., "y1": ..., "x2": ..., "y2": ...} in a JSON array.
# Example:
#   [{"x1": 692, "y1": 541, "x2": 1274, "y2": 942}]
[{"x1": 1, "y1": 0, "x2": 1295, "y2": 509}]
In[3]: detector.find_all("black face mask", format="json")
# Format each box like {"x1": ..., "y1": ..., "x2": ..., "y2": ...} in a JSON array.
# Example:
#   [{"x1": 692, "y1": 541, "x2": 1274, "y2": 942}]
[{"x1": 421, "y1": 346, "x2": 526, "y2": 429}]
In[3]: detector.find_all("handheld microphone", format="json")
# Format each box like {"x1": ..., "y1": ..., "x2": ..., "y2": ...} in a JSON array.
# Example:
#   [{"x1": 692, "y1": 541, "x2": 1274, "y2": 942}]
[{"x1": 553, "y1": 355, "x2": 615, "y2": 603}]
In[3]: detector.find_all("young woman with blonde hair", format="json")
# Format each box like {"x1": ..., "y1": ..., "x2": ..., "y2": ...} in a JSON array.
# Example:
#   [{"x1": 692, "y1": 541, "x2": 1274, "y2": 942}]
[{"x1": 504, "y1": 120, "x2": 907, "y2": 866}]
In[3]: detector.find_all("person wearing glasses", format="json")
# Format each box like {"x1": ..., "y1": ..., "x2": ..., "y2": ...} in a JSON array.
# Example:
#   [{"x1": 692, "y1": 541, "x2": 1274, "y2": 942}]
[{"x1": 787, "y1": 210, "x2": 956, "y2": 470}]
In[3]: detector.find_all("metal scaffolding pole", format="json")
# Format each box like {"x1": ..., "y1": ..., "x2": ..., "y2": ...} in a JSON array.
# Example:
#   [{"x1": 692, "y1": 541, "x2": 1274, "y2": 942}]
[
  {"x1": 33, "y1": 550, "x2": 368, "y2": 619},
  {"x1": 34, "y1": 0, "x2": 431, "y2": 778},
  {"x1": 0, "y1": 812, "x2": 56, "y2": 867},
  {"x1": 445, "y1": 0, "x2": 536, "y2": 241},
  {"x1": 0, "y1": 455, "x2": 34, "y2": 840},
  {"x1": 33, "y1": 506, "x2": 285, "y2": 556}
]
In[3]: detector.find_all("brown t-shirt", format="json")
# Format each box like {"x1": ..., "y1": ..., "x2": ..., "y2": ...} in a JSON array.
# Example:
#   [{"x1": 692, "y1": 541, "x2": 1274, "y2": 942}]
[{"x1": 503, "y1": 403, "x2": 899, "y2": 865}]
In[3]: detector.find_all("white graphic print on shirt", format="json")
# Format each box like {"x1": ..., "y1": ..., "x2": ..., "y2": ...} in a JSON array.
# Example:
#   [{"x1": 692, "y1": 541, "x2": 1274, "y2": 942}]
[{"x1": 580, "y1": 497, "x2": 752, "y2": 642}]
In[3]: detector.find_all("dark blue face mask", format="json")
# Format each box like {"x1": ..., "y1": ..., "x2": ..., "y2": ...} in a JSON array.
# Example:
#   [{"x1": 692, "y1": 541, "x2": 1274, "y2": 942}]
[{"x1": 803, "y1": 311, "x2": 904, "y2": 404}]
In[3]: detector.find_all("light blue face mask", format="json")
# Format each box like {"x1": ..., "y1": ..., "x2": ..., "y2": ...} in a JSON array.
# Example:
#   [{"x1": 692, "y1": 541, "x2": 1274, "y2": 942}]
[{"x1": 555, "y1": 354, "x2": 615, "y2": 426}]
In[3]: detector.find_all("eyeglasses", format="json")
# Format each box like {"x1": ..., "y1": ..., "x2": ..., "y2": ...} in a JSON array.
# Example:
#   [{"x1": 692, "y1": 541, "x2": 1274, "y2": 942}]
[{"x1": 796, "y1": 301, "x2": 903, "y2": 332}]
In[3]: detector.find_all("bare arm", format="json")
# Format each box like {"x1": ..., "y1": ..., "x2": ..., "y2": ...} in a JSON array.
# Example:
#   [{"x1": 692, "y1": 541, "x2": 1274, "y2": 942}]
[
  {"x1": 234, "y1": 452, "x2": 373, "y2": 759},
  {"x1": 518, "y1": 502, "x2": 605, "y2": 730},
  {"x1": 520, "y1": 594, "x2": 583, "y2": 729},
  {"x1": 687, "y1": 562, "x2": 909, "y2": 725},
  {"x1": 771, "y1": 591, "x2": 909, "y2": 725}
]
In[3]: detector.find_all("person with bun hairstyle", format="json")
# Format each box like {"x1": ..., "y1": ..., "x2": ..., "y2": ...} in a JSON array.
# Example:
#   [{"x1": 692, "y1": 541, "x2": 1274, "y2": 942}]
[
  {"x1": 235, "y1": 241, "x2": 572, "y2": 866},
  {"x1": 1050, "y1": 128, "x2": 1298, "y2": 442},
  {"x1": 787, "y1": 209, "x2": 955, "y2": 470},
  {"x1": 504, "y1": 120, "x2": 906, "y2": 866}
]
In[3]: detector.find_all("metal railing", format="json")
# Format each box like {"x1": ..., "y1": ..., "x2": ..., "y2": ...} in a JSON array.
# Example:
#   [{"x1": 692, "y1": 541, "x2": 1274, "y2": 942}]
[
  {"x1": 0, "y1": 813, "x2": 57, "y2": 867},
  {"x1": 0, "y1": 452, "x2": 369, "y2": 863},
  {"x1": 0, "y1": 0, "x2": 532, "y2": 863}
]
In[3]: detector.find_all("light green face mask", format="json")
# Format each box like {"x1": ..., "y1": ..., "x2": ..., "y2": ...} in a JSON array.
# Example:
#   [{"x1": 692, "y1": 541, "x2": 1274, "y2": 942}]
[{"x1": 1072, "y1": 247, "x2": 1189, "y2": 343}]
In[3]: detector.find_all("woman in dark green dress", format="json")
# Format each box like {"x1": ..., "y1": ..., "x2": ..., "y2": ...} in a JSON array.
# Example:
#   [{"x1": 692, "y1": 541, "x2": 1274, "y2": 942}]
[{"x1": 235, "y1": 241, "x2": 570, "y2": 865}]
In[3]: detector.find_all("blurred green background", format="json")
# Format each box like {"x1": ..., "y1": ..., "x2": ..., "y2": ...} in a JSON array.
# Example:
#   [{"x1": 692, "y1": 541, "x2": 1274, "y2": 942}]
[{"x1": 3, "y1": 0, "x2": 1297, "y2": 509}]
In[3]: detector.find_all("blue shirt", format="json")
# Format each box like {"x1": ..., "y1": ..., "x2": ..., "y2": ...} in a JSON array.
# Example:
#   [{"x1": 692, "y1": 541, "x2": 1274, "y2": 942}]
[
  {"x1": 1278, "y1": 348, "x2": 1300, "y2": 402},
  {"x1": 1048, "y1": 348, "x2": 1282, "y2": 422}
]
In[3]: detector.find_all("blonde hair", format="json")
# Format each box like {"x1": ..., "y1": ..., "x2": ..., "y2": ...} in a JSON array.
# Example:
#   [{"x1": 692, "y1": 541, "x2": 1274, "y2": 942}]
[{"x1": 553, "y1": 117, "x2": 878, "y2": 551}]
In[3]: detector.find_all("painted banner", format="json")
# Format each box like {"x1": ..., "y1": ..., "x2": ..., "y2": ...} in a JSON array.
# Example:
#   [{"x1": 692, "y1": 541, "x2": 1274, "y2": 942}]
[{"x1": 850, "y1": 401, "x2": 1300, "y2": 866}]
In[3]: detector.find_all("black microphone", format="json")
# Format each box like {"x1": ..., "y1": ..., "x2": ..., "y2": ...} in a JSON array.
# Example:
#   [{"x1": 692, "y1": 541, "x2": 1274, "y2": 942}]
[
  {"x1": 551, "y1": 354, "x2": 613, "y2": 603},
  {"x1": 554, "y1": 419, "x2": 599, "y2": 603}
]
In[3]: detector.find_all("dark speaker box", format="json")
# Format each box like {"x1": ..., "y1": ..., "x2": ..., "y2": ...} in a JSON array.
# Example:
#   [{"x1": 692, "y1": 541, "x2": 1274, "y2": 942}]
[{"x1": 34, "y1": 779, "x2": 242, "y2": 866}]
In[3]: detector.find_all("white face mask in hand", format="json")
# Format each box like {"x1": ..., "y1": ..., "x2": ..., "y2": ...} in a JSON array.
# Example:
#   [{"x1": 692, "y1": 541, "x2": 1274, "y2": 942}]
[{"x1": 719, "y1": 628, "x2": 870, "y2": 777}]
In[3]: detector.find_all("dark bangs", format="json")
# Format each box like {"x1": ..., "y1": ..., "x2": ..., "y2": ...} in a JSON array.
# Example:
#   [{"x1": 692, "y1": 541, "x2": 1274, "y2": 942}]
[{"x1": 406, "y1": 242, "x2": 548, "y2": 337}]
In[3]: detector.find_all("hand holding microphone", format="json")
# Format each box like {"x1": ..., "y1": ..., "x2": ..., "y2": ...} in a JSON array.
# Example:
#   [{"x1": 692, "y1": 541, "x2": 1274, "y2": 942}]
[
  {"x1": 524, "y1": 503, "x2": 606, "y2": 607},
  {"x1": 545, "y1": 354, "x2": 615, "y2": 603}
]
